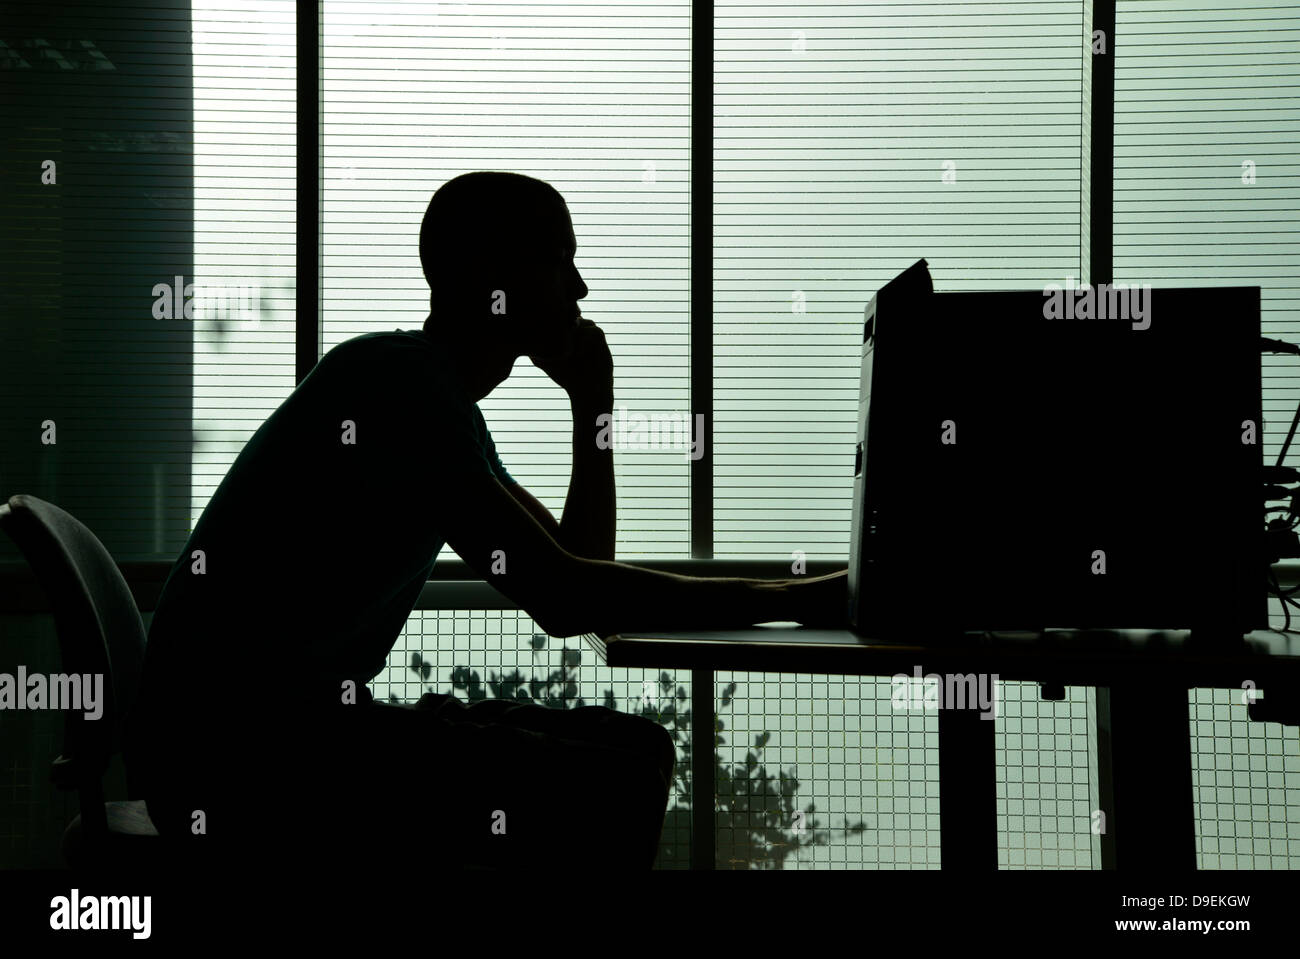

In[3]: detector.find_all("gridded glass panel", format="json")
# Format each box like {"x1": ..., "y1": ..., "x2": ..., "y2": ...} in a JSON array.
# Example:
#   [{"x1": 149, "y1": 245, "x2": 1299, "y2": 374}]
[
  {"x1": 375, "y1": 608, "x2": 690, "y2": 869},
  {"x1": 1191, "y1": 687, "x2": 1300, "y2": 869},
  {"x1": 996, "y1": 681, "x2": 1098, "y2": 870},
  {"x1": 713, "y1": 674, "x2": 1104, "y2": 871},
  {"x1": 707, "y1": 657, "x2": 1299, "y2": 870},
  {"x1": 713, "y1": 671, "x2": 939, "y2": 869},
  {"x1": 1191, "y1": 590, "x2": 1300, "y2": 869}
]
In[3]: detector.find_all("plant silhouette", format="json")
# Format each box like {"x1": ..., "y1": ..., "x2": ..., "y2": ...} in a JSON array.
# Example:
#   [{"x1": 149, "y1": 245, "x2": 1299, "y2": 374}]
[{"x1": 394, "y1": 637, "x2": 870, "y2": 869}]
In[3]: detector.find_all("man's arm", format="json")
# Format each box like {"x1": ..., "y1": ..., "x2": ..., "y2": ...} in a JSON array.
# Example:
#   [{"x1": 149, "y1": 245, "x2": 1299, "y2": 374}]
[
  {"x1": 504, "y1": 481, "x2": 561, "y2": 539},
  {"x1": 558, "y1": 389, "x2": 615, "y2": 560},
  {"x1": 528, "y1": 321, "x2": 616, "y2": 561},
  {"x1": 506, "y1": 317, "x2": 846, "y2": 633},
  {"x1": 499, "y1": 419, "x2": 614, "y2": 562},
  {"x1": 442, "y1": 470, "x2": 846, "y2": 638}
]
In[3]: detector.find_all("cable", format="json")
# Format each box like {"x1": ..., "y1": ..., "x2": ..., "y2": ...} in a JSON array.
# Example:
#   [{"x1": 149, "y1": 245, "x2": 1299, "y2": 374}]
[
  {"x1": 1276, "y1": 387, "x2": 1300, "y2": 467},
  {"x1": 1265, "y1": 570, "x2": 1300, "y2": 621},
  {"x1": 1267, "y1": 571, "x2": 1300, "y2": 597},
  {"x1": 1263, "y1": 338, "x2": 1300, "y2": 466},
  {"x1": 1268, "y1": 568, "x2": 1291, "y2": 631}
]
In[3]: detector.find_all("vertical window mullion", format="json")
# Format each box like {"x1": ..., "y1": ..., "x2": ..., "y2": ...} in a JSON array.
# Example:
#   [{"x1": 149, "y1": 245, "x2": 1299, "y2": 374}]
[
  {"x1": 297, "y1": 0, "x2": 323, "y2": 385},
  {"x1": 691, "y1": 0, "x2": 714, "y2": 560},
  {"x1": 1090, "y1": 0, "x2": 1115, "y2": 286}
]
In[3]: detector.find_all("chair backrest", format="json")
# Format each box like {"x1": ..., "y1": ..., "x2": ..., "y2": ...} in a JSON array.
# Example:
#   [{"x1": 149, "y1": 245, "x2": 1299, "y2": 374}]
[{"x1": 0, "y1": 494, "x2": 147, "y2": 783}]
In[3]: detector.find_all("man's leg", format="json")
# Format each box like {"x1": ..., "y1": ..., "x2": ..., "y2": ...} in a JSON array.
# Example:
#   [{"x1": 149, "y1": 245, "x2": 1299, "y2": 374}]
[
  {"x1": 140, "y1": 696, "x2": 672, "y2": 871},
  {"x1": 141, "y1": 737, "x2": 317, "y2": 871},
  {"x1": 414, "y1": 693, "x2": 677, "y2": 797},
  {"x1": 363, "y1": 698, "x2": 671, "y2": 869}
]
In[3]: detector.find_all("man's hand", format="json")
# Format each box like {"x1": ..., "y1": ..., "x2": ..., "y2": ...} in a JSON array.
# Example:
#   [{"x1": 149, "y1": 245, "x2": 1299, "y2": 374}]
[{"x1": 530, "y1": 318, "x2": 613, "y2": 403}]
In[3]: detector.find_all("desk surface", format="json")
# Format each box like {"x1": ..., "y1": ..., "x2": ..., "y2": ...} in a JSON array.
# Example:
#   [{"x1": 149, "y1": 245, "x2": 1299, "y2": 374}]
[{"x1": 598, "y1": 626, "x2": 1300, "y2": 688}]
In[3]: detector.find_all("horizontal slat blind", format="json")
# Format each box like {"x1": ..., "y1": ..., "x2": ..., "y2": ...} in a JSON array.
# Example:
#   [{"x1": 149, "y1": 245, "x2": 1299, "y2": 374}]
[
  {"x1": 713, "y1": 0, "x2": 1087, "y2": 558},
  {"x1": 0, "y1": 1, "x2": 296, "y2": 560},
  {"x1": 321, "y1": 0, "x2": 692, "y2": 560},
  {"x1": 1113, "y1": 0, "x2": 1300, "y2": 466},
  {"x1": 189, "y1": 1, "x2": 297, "y2": 526},
  {"x1": 1, "y1": 1, "x2": 201, "y2": 561}
]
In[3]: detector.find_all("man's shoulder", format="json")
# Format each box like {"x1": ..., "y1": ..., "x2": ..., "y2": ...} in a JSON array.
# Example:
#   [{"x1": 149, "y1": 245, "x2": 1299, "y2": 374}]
[
  {"x1": 323, "y1": 329, "x2": 461, "y2": 396},
  {"x1": 329, "y1": 328, "x2": 439, "y2": 362}
]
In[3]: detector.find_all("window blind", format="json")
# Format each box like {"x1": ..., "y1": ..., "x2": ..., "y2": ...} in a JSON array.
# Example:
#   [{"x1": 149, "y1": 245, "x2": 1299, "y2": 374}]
[
  {"x1": 0, "y1": 1, "x2": 298, "y2": 563},
  {"x1": 1, "y1": 0, "x2": 202, "y2": 562},
  {"x1": 187, "y1": 1, "x2": 298, "y2": 524},
  {"x1": 1113, "y1": 0, "x2": 1300, "y2": 468},
  {"x1": 713, "y1": 0, "x2": 1087, "y2": 558},
  {"x1": 320, "y1": 0, "x2": 693, "y2": 560}
]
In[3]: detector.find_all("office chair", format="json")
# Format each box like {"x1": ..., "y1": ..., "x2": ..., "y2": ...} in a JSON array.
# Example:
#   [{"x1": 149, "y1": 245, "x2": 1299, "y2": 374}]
[
  {"x1": 1, "y1": 493, "x2": 499, "y2": 873},
  {"x1": 0, "y1": 493, "x2": 165, "y2": 869}
]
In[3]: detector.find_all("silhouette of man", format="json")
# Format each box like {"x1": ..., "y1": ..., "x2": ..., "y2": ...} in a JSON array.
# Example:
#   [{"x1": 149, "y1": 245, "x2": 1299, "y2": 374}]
[{"x1": 126, "y1": 171, "x2": 847, "y2": 872}]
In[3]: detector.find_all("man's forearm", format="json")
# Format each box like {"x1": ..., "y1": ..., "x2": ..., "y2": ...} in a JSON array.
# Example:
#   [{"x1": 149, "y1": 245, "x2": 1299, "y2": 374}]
[
  {"x1": 559, "y1": 392, "x2": 616, "y2": 561},
  {"x1": 565, "y1": 558, "x2": 804, "y2": 636}
]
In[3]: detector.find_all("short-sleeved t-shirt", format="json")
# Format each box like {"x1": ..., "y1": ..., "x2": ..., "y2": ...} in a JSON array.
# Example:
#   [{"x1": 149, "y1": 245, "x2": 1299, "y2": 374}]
[{"x1": 130, "y1": 328, "x2": 515, "y2": 736}]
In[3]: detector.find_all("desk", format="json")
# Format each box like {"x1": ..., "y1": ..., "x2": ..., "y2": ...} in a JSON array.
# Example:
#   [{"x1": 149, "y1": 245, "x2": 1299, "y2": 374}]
[{"x1": 593, "y1": 627, "x2": 1300, "y2": 870}]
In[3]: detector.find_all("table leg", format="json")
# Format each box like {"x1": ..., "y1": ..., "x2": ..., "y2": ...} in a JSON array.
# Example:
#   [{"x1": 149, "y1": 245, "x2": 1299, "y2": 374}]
[
  {"x1": 938, "y1": 701, "x2": 998, "y2": 869},
  {"x1": 691, "y1": 666, "x2": 715, "y2": 870},
  {"x1": 1096, "y1": 684, "x2": 1197, "y2": 869}
]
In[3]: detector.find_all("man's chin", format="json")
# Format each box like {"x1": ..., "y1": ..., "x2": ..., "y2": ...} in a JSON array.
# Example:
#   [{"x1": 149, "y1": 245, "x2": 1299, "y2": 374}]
[
  {"x1": 517, "y1": 314, "x2": 575, "y2": 355},
  {"x1": 542, "y1": 323, "x2": 576, "y2": 353}
]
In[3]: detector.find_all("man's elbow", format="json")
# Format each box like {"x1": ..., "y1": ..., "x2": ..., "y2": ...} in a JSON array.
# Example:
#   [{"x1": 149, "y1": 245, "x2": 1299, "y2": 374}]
[
  {"x1": 523, "y1": 559, "x2": 607, "y2": 637},
  {"x1": 526, "y1": 601, "x2": 586, "y2": 638}
]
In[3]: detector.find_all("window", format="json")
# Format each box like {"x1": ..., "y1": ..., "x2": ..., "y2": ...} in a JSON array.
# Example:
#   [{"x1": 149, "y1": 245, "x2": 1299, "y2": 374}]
[
  {"x1": 714, "y1": 1, "x2": 1086, "y2": 558},
  {"x1": 1114, "y1": 0, "x2": 1300, "y2": 871},
  {"x1": 3, "y1": 0, "x2": 1296, "y2": 872},
  {"x1": 191, "y1": 0, "x2": 297, "y2": 526},
  {"x1": 1114, "y1": 0, "x2": 1300, "y2": 468},
  {"x1": 322, "y1": 1, "x2": 693, "y2": 560}
]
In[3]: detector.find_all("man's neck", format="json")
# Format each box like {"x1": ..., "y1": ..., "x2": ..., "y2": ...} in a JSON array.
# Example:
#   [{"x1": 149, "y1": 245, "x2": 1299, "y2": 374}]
[{"x1": 421, "y1": 317, "x2": 517, "y2": 403}]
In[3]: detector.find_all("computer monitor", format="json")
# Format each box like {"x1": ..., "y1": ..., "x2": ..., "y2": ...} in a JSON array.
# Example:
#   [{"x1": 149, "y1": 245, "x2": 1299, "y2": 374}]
[{"x1": 848, "y1": 261, "x2": 1265, "y2": 637}]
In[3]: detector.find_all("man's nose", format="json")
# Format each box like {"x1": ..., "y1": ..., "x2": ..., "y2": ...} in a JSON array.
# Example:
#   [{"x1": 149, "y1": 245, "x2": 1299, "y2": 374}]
[{"x1": 573, "y1": 269, "x2": 588, "y2": 300}]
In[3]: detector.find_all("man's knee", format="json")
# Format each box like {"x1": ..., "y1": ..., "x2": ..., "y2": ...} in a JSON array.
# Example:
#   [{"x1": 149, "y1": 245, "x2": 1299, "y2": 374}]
[
  {"x1": 623, "y1": 715, "x2": 675, "y2": 789},
  {"x1": 597, "y1": 710, "x2": 676, "y2": 794},
  {"x1": 650, "y1": 721, "x2": 676, "y2": 784}
]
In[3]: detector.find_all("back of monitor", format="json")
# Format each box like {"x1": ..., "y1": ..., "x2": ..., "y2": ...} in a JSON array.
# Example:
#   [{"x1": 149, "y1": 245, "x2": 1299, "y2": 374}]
[{"x1": 848, "y1": 267, "x2": 1265, "y2": 638}]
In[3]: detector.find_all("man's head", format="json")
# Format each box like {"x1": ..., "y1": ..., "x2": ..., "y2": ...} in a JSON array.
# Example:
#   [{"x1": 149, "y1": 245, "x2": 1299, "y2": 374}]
[{"x1": 420, "y1": 171, "x2": 587, "y2": 360}]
